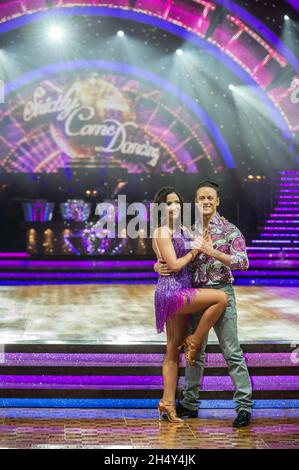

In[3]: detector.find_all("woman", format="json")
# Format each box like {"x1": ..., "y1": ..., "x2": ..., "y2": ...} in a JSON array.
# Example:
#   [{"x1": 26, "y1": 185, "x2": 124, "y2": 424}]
[{"x1": 152, "y1": 187, "x2": 228, "y2": 423}]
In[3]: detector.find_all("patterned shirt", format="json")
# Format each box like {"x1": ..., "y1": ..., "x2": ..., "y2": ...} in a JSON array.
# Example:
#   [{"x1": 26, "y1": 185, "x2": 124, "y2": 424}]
[{"x1": 191, "y1": 212, "x2": 249, "y2": 287}]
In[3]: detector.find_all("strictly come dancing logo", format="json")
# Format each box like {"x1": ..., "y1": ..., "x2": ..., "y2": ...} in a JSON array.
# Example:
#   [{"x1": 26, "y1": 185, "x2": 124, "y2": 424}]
[
  {"x1": 1, "y1": 70, "x2": 223, "y2": 174},
  {"x1": 23, "y1": 76, "x2": 160, "y2": 168}
]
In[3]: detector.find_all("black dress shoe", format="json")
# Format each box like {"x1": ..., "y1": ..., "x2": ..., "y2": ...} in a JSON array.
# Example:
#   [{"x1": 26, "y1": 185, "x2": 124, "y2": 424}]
[
  {"x1": 176, "y1": 402, "x2": 198, "y2": 419},
  {"x1": 233, "y1": 410, "x2": 251, "y2": 428},
  {"x1": 162, "y1": 401, "x2": 198, "y2": 420}
]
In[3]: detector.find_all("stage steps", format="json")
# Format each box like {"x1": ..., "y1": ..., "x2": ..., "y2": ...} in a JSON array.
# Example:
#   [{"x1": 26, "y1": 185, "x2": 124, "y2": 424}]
[
  {"x1": 242, "y1": 171, "x2": 299, "y2": 283},
  {"x1": 0, "y1": 342, "x2": 298, "y2": 406},
  {"x1": 0, "y1": 257, "x2": 298, "y2": 285}
]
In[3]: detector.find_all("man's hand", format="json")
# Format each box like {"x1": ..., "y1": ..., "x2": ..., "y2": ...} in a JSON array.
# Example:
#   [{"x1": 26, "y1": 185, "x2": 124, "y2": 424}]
[
  {"x1": 154, "y1": 260, "x2": 172, "y2": 276},
  {"x1": 191, "y1": 232, "x2": 215, "y2": 257}
]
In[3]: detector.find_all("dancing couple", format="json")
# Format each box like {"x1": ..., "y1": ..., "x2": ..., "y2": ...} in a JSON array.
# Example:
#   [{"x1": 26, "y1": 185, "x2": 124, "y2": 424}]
[{"x1": 152, "y1": 181, "x2": 253, "y2": 427}]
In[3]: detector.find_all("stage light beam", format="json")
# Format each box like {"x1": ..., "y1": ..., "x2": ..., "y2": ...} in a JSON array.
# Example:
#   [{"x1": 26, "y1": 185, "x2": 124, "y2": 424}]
[
  {"x1": 176, "y1": 49, "x2": 183, "y2": 56},
  {"x1": 284, "y1": 15, "x2": 290, "y2": 21},
  {"x1": 117, "y1": 30, "x2": 125, "y2": 37}
]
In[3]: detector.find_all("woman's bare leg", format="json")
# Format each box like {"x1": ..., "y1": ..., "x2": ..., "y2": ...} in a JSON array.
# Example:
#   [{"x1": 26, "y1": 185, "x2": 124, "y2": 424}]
[
  {"x1": 161, "y1": 314, "x2": 188, "y2": 404},
  {"x1": 177, "y1": 289, "x2": 228, "y2": 362}
]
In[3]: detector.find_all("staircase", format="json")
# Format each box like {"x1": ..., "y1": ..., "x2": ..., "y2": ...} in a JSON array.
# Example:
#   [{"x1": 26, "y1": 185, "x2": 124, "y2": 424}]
[
  {"x1": 236, "y1": 171, "x2": 299, "y2": 285},
  {"x1": 0, "y1": 257, "x2": 156, "y2": 284},
  {"x1": 0, "y1": 342, "x2": 298, "y2": 408}
]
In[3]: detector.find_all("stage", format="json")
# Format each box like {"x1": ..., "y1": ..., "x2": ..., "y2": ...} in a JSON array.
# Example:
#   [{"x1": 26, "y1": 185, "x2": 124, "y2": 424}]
[
  {"x1": 1, "y1": 0, "x2": 299, "y2": 452},
  {"x1": 0, "y1": 284, "x2": 299, "y2": 343},
  {"x1": 0, "y1": 408, "x2": 298, "y2": 449},
  {"x1": 0, "y1": 283, "x2": 298, "y2": 412}
]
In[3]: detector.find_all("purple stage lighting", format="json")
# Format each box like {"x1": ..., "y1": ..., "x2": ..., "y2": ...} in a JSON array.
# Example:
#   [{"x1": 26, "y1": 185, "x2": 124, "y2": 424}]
[
  {"x1": 22, "y1": 200, "x2": 54, "y2": 222},
  {"x1": 60, "y1": 200, "x2": 91, "y2": 222}
]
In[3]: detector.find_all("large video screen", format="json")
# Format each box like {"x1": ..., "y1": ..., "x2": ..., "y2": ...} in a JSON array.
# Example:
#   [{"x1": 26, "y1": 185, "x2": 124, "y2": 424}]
[{"x1": 0, "y1": 69, "x2": 223, "y2": 174}]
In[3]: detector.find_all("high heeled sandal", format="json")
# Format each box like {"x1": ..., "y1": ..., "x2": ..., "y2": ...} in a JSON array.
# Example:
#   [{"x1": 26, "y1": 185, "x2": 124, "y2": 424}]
[
  {"x1": 158, "y1": 400, "x2": 183, "y2": 423},
  {"x1": 178, "y1": 336, "x2": 197, "y2": 368}
]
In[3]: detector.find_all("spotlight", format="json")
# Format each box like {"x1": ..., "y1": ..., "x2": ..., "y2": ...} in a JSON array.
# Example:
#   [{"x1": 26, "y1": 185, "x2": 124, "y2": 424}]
[
  {"x1": 284, "y1": 15, "x2": 290, "y2": 21},
  {"x1": 176, "y1": 49, "x2": 183, "y2": 56},
  {"x1": 117, "y1": 30, "x2": 125, "y2": 37},
  {"x1": 228, "y1": 84, "x2": 235, "y2": 91},
  {"x1": 48, "y1": 25, "x2": 64, "y2": 41}
]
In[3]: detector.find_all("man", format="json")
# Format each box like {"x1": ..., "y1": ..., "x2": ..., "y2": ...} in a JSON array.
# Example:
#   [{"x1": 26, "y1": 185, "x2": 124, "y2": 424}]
[{"x1": 154, "y1": 180, "x2": 253, "y2": 428}]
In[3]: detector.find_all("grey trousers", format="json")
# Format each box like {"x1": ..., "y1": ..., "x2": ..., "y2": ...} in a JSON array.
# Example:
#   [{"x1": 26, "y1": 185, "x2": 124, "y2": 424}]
[{"x1": 181, "y1": 284, "x2": 253, "y2": 413}]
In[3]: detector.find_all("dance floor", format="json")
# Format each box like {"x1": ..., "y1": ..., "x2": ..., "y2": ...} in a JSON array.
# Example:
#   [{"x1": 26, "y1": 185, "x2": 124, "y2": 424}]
[
  {"x1": 0, "y1": 285, "x2": 298, "y2": 343},
  {"x1": 0, "y1": 408, "x2": 298, "y2": 449},
  {"x1": 1, "y1": 284, "x2": 298, "y2": 450}
]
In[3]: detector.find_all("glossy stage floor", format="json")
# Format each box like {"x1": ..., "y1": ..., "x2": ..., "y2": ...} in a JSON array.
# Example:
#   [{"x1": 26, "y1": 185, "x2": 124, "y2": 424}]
[
  {"x1": 0, "y1": 283, "x2": 298, "y2": 449},
  {"x1": 1, "y1": 284, "x2": 299, "y2": 343},
  {"x1": 0, "y1": 408, "x2": 298, "y2": 449}
]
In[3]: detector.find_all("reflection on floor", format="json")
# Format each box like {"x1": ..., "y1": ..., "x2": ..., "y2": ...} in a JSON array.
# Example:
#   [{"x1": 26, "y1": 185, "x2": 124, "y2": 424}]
[
  {"x1": 0, "y1": 285, "x2": 298, "y2": 343},
  {"x1": 0, "y1": 408, "x2": 298, "y2": 449}
]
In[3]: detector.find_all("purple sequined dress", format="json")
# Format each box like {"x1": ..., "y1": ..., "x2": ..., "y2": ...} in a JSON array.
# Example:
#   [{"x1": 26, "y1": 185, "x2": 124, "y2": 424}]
[{"x1": 154, "y1": 228, "x2": 198, "y2": 333}]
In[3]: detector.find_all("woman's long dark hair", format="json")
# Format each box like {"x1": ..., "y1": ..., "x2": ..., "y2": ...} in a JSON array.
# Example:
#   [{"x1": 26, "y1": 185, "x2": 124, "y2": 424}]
[{"x1": 153, "y1": 186, "x2": 184, "y2": 228}]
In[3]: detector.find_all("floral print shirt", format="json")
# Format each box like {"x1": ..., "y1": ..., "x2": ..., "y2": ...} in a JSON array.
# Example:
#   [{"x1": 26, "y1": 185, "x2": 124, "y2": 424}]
[{"x1": 191, "y1": 212, "x2": 249, "y2": 287}]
